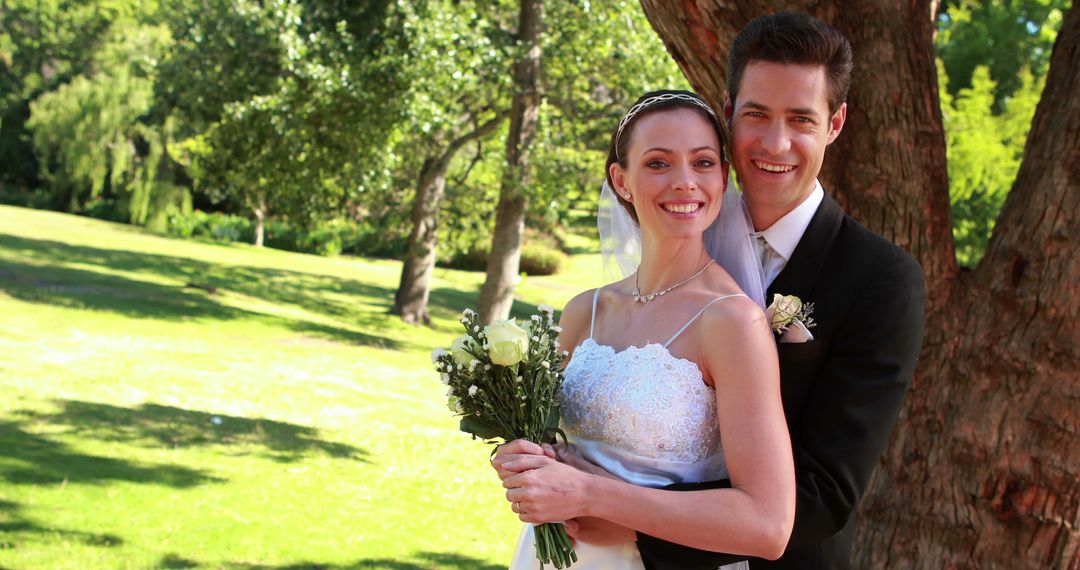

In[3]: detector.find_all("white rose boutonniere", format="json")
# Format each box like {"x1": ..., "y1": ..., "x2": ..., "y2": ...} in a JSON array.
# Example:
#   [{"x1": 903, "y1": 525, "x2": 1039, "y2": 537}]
[{"x1": 766, "y1": 294, "x2": 816, "y2": 343}]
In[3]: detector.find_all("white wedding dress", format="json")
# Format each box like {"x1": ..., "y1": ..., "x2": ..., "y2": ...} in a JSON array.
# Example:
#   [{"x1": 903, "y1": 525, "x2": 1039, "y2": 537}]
[{"x1": 509, "y1": 289, "x2": 749, "y2": 570}]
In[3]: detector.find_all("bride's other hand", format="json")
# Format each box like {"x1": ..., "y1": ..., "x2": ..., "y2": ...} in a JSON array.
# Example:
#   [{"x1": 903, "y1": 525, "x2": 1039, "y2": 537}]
[
  {"x1": 564, "y1": 517, "x2": 636, "y2": 546},
  {"x1": 491, "y1": 439, "x2": 556, "y2": 481},
  {"x1": 552, "y1": 444, "x2": 618, "y2": 481}
]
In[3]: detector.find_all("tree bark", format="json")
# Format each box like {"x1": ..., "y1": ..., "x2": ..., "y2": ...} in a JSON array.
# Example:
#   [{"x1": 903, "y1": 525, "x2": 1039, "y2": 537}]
[
  {"x1": 253, "y1": 191, "x2": 266, "y2": 247},
  {"x1": 640, "y1": 1, "x2": 1079, "y2": 567},
  {"x1": 477, "y1": 0, "x2": 543, "y2": 324},
  {"x1": 392, "y1": 113, "x2": 506, "y2": 325}
]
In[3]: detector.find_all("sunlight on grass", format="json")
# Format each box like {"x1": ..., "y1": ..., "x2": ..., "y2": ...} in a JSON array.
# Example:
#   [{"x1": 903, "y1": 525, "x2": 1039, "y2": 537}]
[{"x1": 0, "y1": 205, "x2": 604, "y2": 569}]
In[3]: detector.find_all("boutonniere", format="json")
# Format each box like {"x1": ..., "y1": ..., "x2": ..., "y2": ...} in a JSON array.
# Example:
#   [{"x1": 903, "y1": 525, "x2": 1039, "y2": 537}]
[{"x1": 766, "y1": 294, "x2": 816, "y2": 343}]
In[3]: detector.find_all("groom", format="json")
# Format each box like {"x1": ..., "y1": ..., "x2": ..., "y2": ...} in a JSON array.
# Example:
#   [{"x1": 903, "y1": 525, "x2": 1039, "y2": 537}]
[{"x1": 635, "y1": 12, "x2": 926, "y2": 570}]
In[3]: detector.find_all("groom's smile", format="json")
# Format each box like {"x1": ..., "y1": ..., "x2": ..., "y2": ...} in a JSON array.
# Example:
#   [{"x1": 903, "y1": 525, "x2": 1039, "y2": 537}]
[{"x1": 751, "y1": 160, "x2": 796, "y2": 173}]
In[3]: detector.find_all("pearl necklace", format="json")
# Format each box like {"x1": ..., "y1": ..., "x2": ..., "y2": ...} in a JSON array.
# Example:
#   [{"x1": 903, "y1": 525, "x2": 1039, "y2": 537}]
[{"x1": 633, "y1": 259, "x2": 715, "y2": 304}]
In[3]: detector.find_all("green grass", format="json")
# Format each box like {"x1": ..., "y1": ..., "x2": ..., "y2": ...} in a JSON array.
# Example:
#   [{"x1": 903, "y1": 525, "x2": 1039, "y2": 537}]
[{"x1": 0, "y1": 205, "x2": 603, "y2": 569}]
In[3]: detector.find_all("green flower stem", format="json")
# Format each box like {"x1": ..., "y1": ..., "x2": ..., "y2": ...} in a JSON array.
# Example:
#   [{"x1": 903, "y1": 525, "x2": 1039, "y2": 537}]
[{"x1": 534, "y1": 523, "x2": 573, "y2": 569}]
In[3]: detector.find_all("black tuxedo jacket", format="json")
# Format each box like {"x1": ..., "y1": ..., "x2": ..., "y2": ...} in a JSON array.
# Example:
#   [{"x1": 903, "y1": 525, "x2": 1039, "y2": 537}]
[{"x1": 636, "y1": 195, "x2": 926, "y2": 570}]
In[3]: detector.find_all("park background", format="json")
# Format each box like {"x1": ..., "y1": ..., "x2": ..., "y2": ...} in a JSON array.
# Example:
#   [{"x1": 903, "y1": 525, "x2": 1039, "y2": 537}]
[{"x1": 0, "y1": 1, "x2": 1075, "y2": 568}]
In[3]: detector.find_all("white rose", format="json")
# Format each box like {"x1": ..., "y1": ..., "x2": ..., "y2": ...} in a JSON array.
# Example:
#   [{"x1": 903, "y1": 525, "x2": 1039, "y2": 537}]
[
  {"x1": 766, "y1": 294, "x2": 802, "y2": 332},
  {"x1": 483, "y1": 319, "x2": 530, "y2": 366},
  {"x1": 430, "y1": 348, "x2": 448, "y2": 363},
  {"x1": 537, "y1": 304, "x2": 555, "y2": 314},
  {"x1": 450, "y1": 335, "x2": 476, "y2": 366}
]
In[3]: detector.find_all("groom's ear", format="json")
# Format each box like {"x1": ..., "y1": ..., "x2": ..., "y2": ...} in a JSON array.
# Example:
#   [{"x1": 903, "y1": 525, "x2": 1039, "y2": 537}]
[
  {"x1": 826, "y1": 102, "x2": 847, "y2": 145},
  {"x1": 723, "y1": 94, "x2": 734, "y2": 126}
]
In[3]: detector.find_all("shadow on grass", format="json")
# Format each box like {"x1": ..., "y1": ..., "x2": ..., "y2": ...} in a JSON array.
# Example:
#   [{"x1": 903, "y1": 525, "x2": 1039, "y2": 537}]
[
  {"x1": 157, "y1": 551, "x2": 503, "y2": 570},
  {"x1": 0, "y1": 233, "x2": 417, "y2": 350},
  {"x1": 0, "y1": 417, "x2": 220, "y2": 487},
  {"x1": 427, "y1": 287, "x2": 556, "y2": 331},
  {"x1": 14, "y1": 400, "x2": 370, "y2": 465},
  {"x1": 0, "y1": 498, "x2": 124, "y2": 548}
]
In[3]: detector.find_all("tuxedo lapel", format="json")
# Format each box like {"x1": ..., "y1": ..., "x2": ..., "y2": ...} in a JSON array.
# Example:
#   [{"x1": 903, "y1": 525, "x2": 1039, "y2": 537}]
[{"x1": 767, "y1": 194, "x2": 844, "y2": 301}]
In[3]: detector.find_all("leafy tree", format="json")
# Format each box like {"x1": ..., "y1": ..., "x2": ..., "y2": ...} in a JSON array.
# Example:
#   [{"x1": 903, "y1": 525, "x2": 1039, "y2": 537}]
[
  {"x1": 941, "y1": 64, "x2": 1044, "y2": 266},
  {"x1": 178, "y1": 0, "x2": 406, "y2": 245},
  {"x1": 27, "y1": 23, "x2": 186, "y2": 226},
  {"x1": 935, "y1": 0, "x2": 1064, "y2": 266},
  {"x1": 389, "y1": 0, "x2": 516, "y2": 323},
  {"x1": 0, "y1": 0, "x2": 150, "y2": 193},
  {"x1": 937, "y1": 0, "x2": 1067, "y2": 112},
  {"x1": 476, "y1": 0, "x2": 544, "y2": 324}
]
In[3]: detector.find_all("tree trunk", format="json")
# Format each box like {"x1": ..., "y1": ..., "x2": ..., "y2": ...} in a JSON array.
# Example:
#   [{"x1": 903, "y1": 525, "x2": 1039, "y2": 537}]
[
  {"x1": 477, "y1": 0, "x2": 543, "y2": 324},
  {"x1": 392, "y1": 158, "x2": 446, "y2": 325},
  {"x1": 392, "y1": 112, "x2": 507, "y2": 325},
  {"x1": 253, "y1": 192, "x2": 266, "y2": 247},
  {"x1": 640, "y1": 2, "x2": 1079, "y2": 567}
]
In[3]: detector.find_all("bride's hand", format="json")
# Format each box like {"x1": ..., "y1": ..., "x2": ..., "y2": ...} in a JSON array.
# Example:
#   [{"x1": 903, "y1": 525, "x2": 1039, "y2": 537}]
[
  {"x1": 503, "y1": 460, "x2": 592, "y2": 523},
  {"x1": 564, "y1": 517, "x2": 636, "y2": 546},
  {"x1": 491, "y1": 439, "x2": 557, "y2": 481}
]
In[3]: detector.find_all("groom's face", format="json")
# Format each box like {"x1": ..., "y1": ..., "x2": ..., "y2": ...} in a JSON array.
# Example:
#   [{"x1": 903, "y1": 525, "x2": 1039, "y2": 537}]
[{"x1": 727, "y1": 61, "x2": 846, "y2": 229}]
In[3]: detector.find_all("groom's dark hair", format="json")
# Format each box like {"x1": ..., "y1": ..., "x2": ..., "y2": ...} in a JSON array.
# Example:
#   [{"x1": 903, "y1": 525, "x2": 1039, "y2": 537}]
[{"x1": 728, "y1": 11, "x2": 853, "y2": 114}]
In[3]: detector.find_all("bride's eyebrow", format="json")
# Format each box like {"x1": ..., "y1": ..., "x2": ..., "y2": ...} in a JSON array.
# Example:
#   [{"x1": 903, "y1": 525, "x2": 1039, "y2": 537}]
[{"x1": 639, "y1": 146, "x2": 718, "y2": 156}]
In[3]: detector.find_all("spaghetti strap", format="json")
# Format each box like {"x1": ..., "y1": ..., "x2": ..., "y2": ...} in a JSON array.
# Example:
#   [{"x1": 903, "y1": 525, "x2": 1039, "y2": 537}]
[
  {"x1": 588, "y1": 288, "x2": 601, "y2": 339},
  {"x1": 663, "y1": 293, "x2": 748, "y2": 348}
]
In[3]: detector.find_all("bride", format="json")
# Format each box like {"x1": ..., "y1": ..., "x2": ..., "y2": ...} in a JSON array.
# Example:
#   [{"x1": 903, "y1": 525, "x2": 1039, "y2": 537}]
[{"x1": 492, "y1": 90, "x2": 795, "y2": 568}]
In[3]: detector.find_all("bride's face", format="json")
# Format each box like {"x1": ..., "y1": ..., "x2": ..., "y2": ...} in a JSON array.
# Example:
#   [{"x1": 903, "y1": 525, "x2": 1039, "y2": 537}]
[{"x1": 610, "y1": 108, "x2": 726, "y2": 241}]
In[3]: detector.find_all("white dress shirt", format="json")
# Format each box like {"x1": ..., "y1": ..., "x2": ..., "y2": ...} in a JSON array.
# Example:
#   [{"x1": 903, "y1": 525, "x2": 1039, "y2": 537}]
[{"x1": 748, "y1": 180, "x2": 825, "y2": 287}]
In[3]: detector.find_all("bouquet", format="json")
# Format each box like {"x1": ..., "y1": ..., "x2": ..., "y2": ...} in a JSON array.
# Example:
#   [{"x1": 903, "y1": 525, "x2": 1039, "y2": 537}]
[{"x1": 432, "y1": 304, "x2": 577, "y2": 569}]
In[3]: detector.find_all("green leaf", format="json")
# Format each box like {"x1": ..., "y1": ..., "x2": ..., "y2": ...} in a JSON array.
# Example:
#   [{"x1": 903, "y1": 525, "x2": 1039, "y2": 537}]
[{"x1": 459, "y1": 415, "x2": 504, "y2": 441}]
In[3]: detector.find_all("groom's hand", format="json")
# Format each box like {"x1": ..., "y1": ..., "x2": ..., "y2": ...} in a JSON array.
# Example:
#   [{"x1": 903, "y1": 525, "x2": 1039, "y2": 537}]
[
  {"x1": 491, "y1": 439, "x2": 556, "y2": 481},
  {"x1": 565, "y1": 517, "x2": 636, "y2": 546}
]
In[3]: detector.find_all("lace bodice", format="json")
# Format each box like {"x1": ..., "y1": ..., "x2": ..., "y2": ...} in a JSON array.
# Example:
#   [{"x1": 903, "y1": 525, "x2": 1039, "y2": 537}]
[
  {"x1": 560, "y1": 338, "x2": 722, "y2": 464},
  {"x1": 510, "y1": 289, "x2": 752, "y2": 570}
]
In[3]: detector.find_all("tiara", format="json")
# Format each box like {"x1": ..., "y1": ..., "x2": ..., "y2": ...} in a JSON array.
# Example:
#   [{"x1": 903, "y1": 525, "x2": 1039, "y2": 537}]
[{"x1": 615, "y1": 93, "x2": 719, "y2": 160}]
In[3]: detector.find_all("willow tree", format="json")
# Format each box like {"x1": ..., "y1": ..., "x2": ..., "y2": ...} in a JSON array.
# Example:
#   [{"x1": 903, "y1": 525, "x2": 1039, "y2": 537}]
[
  {"x1": 640, "y1": 1, "x2": 1078, "y2": 567},
  {"x1": 28, "y1": 24, "x2": 186, "y2": 227}
]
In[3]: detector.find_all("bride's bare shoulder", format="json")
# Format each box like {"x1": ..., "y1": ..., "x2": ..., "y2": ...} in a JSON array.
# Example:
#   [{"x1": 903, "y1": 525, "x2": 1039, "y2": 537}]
[
  {"x1": 557, "y1": 289, "x2": 599, "y2": 352},
  {"x1": 698, "y1": 292, "x2": 770, "y2": 341}
]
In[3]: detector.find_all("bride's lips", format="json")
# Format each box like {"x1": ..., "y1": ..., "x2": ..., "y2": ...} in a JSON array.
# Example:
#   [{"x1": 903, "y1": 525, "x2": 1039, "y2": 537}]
[
  {"x1": 659, "y1": 200, "x2": 705, "y2": 218},
  {"x1": 751, "y1": 159, "x2": 797, "y2": 174}
]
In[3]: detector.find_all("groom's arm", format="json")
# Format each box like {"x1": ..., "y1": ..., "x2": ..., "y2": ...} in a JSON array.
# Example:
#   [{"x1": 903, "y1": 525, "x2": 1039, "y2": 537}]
[{"x1": 636, "y1": 247, "x2": 925, "y2": 569}]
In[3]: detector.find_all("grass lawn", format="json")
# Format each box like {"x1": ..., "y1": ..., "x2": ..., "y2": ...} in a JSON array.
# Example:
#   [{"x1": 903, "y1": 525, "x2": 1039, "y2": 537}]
[{"x1": 0, "y1": 205, "x2": 603, "y2": 569}]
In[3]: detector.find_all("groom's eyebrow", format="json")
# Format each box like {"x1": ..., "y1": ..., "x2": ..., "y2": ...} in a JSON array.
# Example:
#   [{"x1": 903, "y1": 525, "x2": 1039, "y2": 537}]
[
  {"x1": 742, "y1": 101, "x2": 821, "y2": 117},
  {"x1": 788, "y1": 107, "x2": 820, "y2": 117}
]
